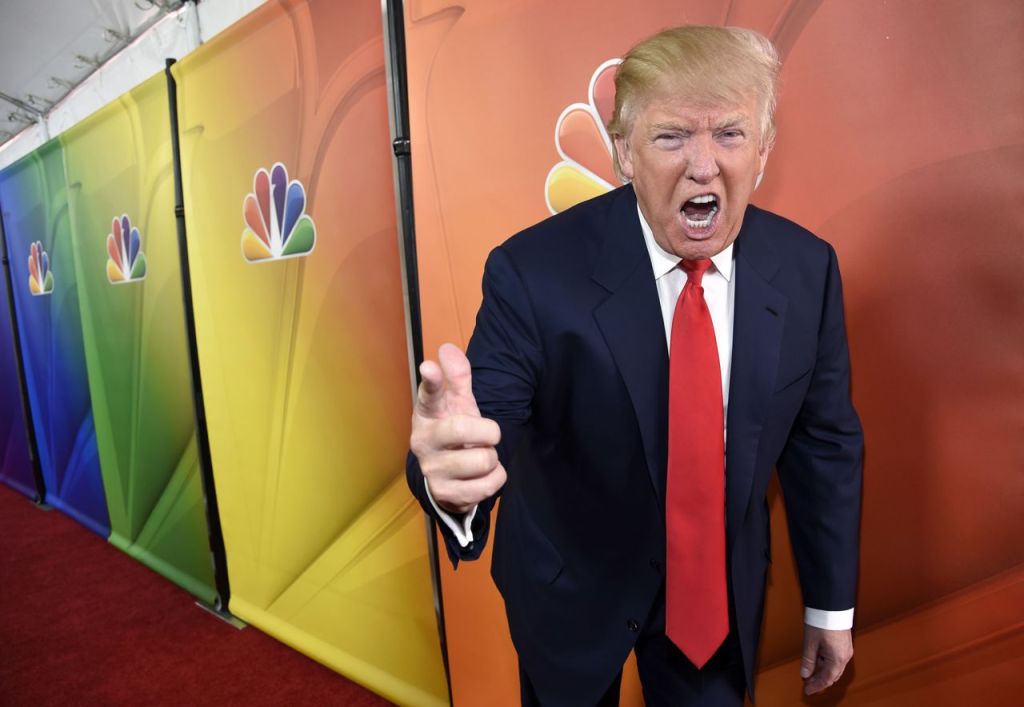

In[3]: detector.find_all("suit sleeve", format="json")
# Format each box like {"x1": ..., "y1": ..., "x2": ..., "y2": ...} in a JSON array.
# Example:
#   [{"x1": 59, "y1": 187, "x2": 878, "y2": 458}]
[
  {"x1": 406, "y1": 245, "x2": 543, "y2": 567},
  {"x1": 776, "y1": 243, "x2": 864, "y2": 613}
]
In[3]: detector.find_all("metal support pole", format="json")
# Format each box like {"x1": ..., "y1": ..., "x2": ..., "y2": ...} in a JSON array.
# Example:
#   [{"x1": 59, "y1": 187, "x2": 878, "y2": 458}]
[
  {"x1": 381, "y1": 0, "x2": 453, "y2": 701},
  {"x1": 164, "y1": 58, "x2": 237, "y2": 622}
]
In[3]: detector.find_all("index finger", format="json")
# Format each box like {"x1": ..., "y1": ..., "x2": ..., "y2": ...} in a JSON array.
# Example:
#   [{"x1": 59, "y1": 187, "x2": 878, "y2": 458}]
[
  {"x1": 434, "y1": 414, "x2": 501, "y2": 449},
  {"x1": 416, "y1": 359, "x2": 446, "y2": 418}
]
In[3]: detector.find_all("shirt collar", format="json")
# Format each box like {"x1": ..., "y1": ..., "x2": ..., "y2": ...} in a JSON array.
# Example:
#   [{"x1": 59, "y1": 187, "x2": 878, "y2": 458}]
[{"x1": 637, "y1": 204, "x2": 734, "y2": 282}]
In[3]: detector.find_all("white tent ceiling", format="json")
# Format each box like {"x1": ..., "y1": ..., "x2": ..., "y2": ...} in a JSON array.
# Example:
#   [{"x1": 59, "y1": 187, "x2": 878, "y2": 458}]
[
  {"x1": 0, "y1": 0, "x2": 265, "y2": 168},
  {"x1": 0, "y1": 0, "x2": 179, "y2": 142}
]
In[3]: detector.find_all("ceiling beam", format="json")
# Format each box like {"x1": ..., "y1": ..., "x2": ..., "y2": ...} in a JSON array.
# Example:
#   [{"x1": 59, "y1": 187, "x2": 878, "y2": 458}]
[{"x1": 0, "y1": 92, "x2": 44, "y2": 118}]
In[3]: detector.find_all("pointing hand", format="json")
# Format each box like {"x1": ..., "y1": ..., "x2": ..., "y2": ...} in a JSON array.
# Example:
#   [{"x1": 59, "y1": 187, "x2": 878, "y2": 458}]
[{"x1": 410, "y1": 344, "x2": 507, "y2": 514}]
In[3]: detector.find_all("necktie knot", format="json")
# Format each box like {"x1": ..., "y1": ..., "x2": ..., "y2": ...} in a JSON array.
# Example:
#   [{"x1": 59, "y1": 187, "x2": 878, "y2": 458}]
[{"x1": 680, "y1": 258, "x2": 713, "y2": 286}]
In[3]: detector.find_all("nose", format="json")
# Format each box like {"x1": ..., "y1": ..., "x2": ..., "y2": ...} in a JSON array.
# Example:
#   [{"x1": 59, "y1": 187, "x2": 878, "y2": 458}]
[{"x1": 684, "y1": 135, "x2": 719, "y2": 184}]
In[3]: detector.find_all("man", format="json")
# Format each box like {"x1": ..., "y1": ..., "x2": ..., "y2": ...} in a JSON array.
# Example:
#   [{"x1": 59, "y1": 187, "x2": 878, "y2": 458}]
[{"x1": 407, "y1": 26, "x2": 862, "y2": 706}]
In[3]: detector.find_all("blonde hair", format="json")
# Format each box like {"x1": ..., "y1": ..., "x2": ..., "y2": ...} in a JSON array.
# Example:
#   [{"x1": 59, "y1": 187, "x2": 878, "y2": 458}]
[{"x1": 608, "y1": 26, "x2": 781, "y2": 179}]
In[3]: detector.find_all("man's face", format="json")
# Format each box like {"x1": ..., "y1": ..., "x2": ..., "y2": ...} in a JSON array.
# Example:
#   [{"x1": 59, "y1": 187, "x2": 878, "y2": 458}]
[{"x1": 614, "y1": 89, "x2": 770, "y2": 260}]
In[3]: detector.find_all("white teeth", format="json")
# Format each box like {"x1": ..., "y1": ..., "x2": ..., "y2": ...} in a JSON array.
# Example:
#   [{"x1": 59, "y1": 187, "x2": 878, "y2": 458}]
[
  {"x1": 684, "y1": 205, "x2": 719, "y2": 229},
  {"x1": 690, "y1": 194, "x2": 717, "y2": 204}
]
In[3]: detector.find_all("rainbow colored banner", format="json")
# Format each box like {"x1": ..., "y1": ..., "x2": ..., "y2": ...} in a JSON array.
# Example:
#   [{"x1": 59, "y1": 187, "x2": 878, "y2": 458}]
[
  {"x1": 171, "y1": 1, "x2": 446, "y2": 703},
  {"x1": 0, "y1": 262, "x2": 35, "y2": 499},
  {"x1": 61, "y1": 72, "x2": 216, "y2": 602},
  {"x1": 0, "y1": 140, "x2": 109, "y2": 534}
]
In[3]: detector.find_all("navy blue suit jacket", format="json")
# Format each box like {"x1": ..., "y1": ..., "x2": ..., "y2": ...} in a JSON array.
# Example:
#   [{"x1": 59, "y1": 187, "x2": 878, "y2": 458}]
[{"x1": 407, "y1": 184, "x2": 863, "y2": 704}]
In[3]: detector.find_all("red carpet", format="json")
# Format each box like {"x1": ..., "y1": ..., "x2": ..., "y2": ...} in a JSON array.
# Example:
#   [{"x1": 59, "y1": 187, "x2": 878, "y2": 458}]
[{"x1": 0, "y1": 484, "x2": 394, "y2": 706}]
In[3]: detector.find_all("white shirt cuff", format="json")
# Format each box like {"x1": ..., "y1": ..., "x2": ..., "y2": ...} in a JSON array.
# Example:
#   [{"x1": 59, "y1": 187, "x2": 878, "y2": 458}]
[
  {"x1": 804, "y1": 607, "x2": 854, "y2": 630},
  {"x1": 424, "y1": 479, "x2": 478, "y2": 548}
]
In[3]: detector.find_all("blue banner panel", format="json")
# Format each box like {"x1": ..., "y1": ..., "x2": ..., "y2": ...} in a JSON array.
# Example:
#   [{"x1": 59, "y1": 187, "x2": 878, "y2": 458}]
[
  {"x1": 0, "y1": 140, "x2": 109, "y2": 535},
  {"x1": 0, "y1": 265, "x2": 35, "y2": 499}
]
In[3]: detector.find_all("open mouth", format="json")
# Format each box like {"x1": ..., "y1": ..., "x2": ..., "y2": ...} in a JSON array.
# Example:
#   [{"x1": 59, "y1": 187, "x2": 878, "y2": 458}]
[{"x1": 681, "y1": 194, "x2": 719, "y2": 230}]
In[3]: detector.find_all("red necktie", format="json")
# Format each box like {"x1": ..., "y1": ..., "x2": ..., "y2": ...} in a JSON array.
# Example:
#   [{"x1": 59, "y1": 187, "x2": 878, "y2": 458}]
[{"x1": 666, "y1": 258, "x2": 728, "y2": 668}]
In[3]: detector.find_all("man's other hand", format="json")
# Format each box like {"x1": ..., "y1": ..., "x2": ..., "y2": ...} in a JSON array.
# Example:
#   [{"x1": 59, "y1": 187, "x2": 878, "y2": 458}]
[
  {"x1": 410, "y1": 343, "x2": 507, "y2": 515},
  {"x1": 800, "y1": 625, "x2": 853, "y2": 695}
]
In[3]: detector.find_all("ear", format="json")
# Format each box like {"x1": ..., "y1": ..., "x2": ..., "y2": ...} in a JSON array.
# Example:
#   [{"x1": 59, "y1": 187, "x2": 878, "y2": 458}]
[
  {"x1": 613, "y1": 134, "x2": 635, "y2": 181},
  {"x1": 754, "y1": 142, "x2": 771, "y2": 190},
  {"x1": 758, "y1": 141, "x2": 771, "y2": 176}
]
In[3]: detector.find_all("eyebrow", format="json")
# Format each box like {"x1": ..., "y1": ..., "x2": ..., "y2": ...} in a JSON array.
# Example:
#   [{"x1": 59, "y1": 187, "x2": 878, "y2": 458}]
[
  {"x1": 649, "y1": 121, "x2": 692, "y2": 133},
  {"x1": 648, "y1": 115, "x2": 752, "y2": 133},
  {"x1": 714, "y1": 115, "x2": 751, "y2": 130}
]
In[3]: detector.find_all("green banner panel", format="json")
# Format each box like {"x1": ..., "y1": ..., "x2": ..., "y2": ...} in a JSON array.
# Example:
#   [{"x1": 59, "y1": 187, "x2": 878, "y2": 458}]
[{"x1": 61, "y1": 72, "x2": 216, "y2": 602}]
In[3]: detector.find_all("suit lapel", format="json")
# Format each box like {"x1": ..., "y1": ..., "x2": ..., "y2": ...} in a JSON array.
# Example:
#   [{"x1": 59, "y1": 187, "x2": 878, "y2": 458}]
[
  {"x1": 592, "y1": 187, "x2": 669, "y2": 508},
  {"x1": 588, "y1": 198, "x2": 788, "y2": 526},
  {"x1": 725, "y1": 207, "x2": 788, "y2": 546}
]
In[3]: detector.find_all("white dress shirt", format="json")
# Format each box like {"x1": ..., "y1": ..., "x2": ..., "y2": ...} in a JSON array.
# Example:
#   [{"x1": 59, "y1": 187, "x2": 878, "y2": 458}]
[{"x1": 426, "y1": 205, "x2": 854, "y2": 631}]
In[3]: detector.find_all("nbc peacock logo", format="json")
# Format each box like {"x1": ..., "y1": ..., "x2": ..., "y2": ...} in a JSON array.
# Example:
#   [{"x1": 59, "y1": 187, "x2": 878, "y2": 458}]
[
  {"x1": 544, "y1": 59, "x2": 621, "y2": 214},
  {"x1": 27, "y1": 241, "x2": 54, "y2": 296},
  {"x1": 241, "y1": 162, "x2": 316, "y2": 263},
  {"x1": 106, "y1": 214, "x2": 147, "y2": 284}
]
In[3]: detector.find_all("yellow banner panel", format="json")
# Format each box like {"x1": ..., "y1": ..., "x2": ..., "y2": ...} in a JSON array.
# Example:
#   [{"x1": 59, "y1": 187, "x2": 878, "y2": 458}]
[{"x1": 172, "y1": 1, "x2": 447, "y2": 704}]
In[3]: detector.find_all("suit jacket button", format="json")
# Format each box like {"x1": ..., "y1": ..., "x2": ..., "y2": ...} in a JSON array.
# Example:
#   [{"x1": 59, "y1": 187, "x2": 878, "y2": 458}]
[
  {"x1": 649, "y1": 559, "x2": 662, "y2": 573},
  {"x1": 627, "y1": 619, "x2": 639, "y2": 632}
]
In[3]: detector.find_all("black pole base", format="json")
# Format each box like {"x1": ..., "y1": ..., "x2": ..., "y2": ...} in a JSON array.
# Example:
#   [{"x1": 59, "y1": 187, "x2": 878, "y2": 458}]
[{"x1": 195, "y1": 600, "x2": 247, "y2": 629}]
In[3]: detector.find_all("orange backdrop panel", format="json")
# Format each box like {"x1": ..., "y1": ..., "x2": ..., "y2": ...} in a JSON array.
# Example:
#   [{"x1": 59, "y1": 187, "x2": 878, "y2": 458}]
[{"x1": 405, "y1": 0, "x2": 1024, "y2": 704}]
